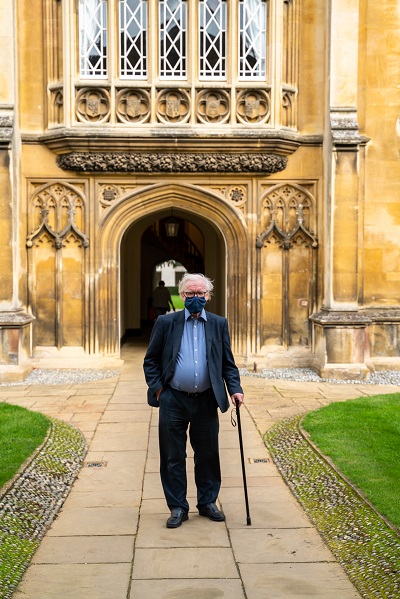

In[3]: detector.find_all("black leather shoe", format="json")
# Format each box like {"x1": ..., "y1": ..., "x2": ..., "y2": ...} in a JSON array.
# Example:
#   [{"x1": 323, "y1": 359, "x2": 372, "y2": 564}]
[
  {"x1": 166, "y1": 508, "x2": 189, "y2": 528},
  {"x1": 198, "y1": 503, "x2": 225, "y2": 521}
]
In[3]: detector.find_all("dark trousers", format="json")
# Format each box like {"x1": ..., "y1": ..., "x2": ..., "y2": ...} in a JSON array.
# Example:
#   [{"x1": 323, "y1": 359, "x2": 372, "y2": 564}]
[{"x1": 158, "y1": 386, "x2": 221, "y2": 513}]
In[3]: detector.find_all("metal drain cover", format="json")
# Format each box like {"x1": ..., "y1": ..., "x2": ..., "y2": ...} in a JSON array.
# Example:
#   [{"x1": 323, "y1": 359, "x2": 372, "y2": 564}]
[
  {"x1": 84, "y1": 461, "x2": 108, "y2": 468},
  {"x1": 248, "y1": 458, "x2": 270, "y2": 464}
]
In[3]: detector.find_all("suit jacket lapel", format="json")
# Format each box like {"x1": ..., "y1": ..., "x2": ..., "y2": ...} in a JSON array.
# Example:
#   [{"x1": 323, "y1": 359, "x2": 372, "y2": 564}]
[
  {"x1": 172, "y1": 310, "x2": 185, "y2": 361},
  {"x1": 205, "y1": 312, "x2": 213, "y2": 359}
]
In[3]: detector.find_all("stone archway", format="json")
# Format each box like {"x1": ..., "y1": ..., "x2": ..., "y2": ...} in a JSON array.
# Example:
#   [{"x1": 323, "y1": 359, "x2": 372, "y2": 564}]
[{"x1": 95, "y1": 183, "x2": 248, "y2": 358}]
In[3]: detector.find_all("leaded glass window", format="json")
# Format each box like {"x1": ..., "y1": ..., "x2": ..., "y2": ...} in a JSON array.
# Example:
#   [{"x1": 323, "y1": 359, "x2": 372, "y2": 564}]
[
  {"x1": 199, "y1": 0, "x2": 226, "y2": 79},
  {"x1": 79, "y1": 0, "x2": 108, "y2": 78},
  {"x1": 120, "y1": 0, "x2": 147, "y2": 78},
  {"x1": 159, "y1": 0, "x2": 187, "y2": 79},
  {"x1": 238, "y1": 0, "x2": 267, "y2": 80}
]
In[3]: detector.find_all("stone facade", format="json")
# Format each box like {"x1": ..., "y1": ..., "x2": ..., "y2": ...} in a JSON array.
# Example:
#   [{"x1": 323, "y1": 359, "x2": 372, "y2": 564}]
[{"x1": 0, "y1": 0, "x2": 399, "y2": 381}]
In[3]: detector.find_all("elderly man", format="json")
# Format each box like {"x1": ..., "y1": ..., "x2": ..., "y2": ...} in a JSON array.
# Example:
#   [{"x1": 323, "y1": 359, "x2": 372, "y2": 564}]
[{"x1": 143, "y1": 273, "x2": 244, "y2": 528}]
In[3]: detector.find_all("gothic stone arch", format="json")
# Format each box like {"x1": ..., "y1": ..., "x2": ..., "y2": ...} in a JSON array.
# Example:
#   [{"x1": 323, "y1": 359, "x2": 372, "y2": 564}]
[{"x1": 95, "y1": 183, "x2": 249, "y2": 358}]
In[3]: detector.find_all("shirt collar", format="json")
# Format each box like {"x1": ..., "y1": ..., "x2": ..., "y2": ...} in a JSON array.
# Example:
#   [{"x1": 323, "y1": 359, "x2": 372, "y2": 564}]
[{"x1": 184, "y1": 308, "x2": 207, "y2": 321}]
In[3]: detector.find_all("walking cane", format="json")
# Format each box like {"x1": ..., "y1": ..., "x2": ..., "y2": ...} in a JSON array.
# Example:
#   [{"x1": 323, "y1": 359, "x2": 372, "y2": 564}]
[{"x1": 234, "y1": 399, "x2": 252, "y2": 525}]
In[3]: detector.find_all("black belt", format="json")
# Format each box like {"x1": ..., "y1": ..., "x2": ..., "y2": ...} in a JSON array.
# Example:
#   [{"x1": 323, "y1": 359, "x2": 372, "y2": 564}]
[{"x1": 172, "y1": 387, "x2": 212, "y2": 398}]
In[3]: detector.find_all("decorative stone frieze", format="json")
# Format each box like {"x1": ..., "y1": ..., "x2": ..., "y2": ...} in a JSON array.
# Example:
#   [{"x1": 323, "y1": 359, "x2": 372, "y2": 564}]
[
  {"x1": 116, "y1": 88, "x2": 150, "y2": 124},
  {"x1": 57, "y1": 152, "x2": 288, "y2": 174},
  {"x1": 75, "y1": 87, "x2": 111, "y2": 123},
  {"x1": 236, "y1": 90, "x2": 270, "y2": 125},
  {"x1": 196, "y1": 89, "x2": 230, "y2": 124},
  {"x1": 156, "y1": 89, "x2": 191, "y2": 124}
]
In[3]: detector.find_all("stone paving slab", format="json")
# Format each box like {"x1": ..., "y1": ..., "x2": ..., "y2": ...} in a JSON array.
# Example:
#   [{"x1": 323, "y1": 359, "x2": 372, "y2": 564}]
[
  {"x1": 31, "y1": 535, "x2": 135, "y2": 564},
  {"x1": 100, "y1": 409, "x2": 151, "y2": 422},
  {"x1": 220, "y1": 495, "x2": 313, "y2": 529},
  {"x1": 230, "y1": 527, "x2": 336, "y2": 563},
  {"x1": 131, "y1": 547, "x2": 239, "y2": 579},
  {"x1": 136, "y1": 513, "x2": 231, "y2": 548},
  {"x1": 13, "y1": 564, "x2": 132, "y2": 599},
  {"x1": 65, "y1": 489, "x2": 141, "y2": 508},
  {"x1": 46, "y1": 506, "x2": 139, "y2": 536},
  {"x1": 129, "y1": 579, "x2": 246, "y2": 599},
  {"x1": 238, "y1": 562, "x2": 361, "y2": 599}
]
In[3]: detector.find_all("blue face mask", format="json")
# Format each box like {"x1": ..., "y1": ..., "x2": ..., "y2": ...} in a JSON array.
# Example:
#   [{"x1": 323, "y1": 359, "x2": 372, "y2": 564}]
[{"x1": 184, "y1": 295, "x2": 207, "y2": 314}]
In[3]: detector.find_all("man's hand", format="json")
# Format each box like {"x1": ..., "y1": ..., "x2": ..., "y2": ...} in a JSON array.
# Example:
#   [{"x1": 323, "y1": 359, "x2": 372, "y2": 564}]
[
  {"x1": 231, "y1": 393, "x2": 244, "y2": 407},
  {"x1": 156, "y1": 388, "x2": 163, "y2": 401}
]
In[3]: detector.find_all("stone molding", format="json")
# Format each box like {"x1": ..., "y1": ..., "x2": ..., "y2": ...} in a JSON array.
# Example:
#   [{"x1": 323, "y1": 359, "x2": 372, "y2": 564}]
[
  {"x1": 330, "y1": 107, "x2": 369, "y2": 148},
  {"x1": 0, "y1": 311, "x2": 34, "y2": 326},
  {"x1": 0, "y1": 115, "x2": 13, "y2": 143},
  {"x1": 311, "y1": 309, "x2": 400, "y2": 326},
  {"x1": 57, "y1": 152, "x2": 288, "y2": 174}
]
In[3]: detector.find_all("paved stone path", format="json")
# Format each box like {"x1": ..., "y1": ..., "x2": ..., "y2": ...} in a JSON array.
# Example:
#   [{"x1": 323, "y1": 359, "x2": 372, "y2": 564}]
[{"x1": 2, "y1": 340, "x2": 398, "y2": 598}]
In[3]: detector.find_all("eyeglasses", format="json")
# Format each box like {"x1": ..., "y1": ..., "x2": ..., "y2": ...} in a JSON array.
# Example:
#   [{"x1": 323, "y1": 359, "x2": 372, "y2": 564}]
[{"x1": 183, "y1": 291, "x2": 207, "y2": 298}]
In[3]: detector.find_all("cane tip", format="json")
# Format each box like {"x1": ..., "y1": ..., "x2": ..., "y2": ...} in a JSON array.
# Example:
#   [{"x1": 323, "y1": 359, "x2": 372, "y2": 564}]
[{"x1": 246, "y1": 517, "x2": 252, "y2": 526}]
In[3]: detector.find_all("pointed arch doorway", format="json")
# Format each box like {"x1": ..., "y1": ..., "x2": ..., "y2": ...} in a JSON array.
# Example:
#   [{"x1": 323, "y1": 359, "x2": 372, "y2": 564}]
[
  {"x1": 120, "y1": 208, "x2": 227, "y2": 341},
  {"x1": 96, "y1": 183, "x2": 247, "y2": 358}
]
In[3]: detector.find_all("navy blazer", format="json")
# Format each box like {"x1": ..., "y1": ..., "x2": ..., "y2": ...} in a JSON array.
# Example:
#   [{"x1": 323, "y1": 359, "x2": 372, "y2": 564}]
[{"x1": 143, "y1": 310, "x2": 243, "y2": 413}]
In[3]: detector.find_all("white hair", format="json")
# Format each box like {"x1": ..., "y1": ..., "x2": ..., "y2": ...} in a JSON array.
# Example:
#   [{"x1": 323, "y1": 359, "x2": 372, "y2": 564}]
[{"x1": 178, "y1": 273, "x2": 214, "y2": 296}]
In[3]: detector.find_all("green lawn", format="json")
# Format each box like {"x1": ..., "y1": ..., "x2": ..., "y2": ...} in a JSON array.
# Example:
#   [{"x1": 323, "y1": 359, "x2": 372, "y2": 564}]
[
  {"x1": 171, "y1": 294, "x2": 185, "y2": 309},
  {"x1": 0, "y1": 403, "x2": 50, "y2": 488},
  {"x1": 302, "y1": 393, "x2": 400, "y2": 529}
]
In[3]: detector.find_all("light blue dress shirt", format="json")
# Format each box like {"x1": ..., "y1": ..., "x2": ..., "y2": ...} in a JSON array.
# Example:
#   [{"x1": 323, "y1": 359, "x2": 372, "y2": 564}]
[{"x1": 170, "y1": 308, "x2": 211, "y2": 393}]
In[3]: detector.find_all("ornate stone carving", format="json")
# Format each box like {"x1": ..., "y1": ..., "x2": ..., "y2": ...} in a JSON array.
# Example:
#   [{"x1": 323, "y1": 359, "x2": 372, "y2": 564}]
[
  {"x1": 116, "y1": 88, "x2": 150, "y2": 124},
  {"x1": 26, "y1": 183, "x2": 89, "y2": 250},
  {"x1": 99, "y1": 184, "x2": 120, "y2": 207},
  {"x1": 75, "y1": 87, "x2": 111, "y2": 123},
  {"x1": 257, "y1": 184, "x2": 317, "y2": 249},
  {"x1": 226, "y1": 185, "x2": 247, "y2": 207},
  {"x1": 156, "y1": 89, "x2": 190, "y2": 124},
  {"x1": 236, "y1": 90, "x2": 270, "y2": 125},
  {"x1": 196, "y1": 89, "x2": 230, "y2": 124},
  {"x1": 57, "y1": 152, "x2": 288, "y2": 174}
]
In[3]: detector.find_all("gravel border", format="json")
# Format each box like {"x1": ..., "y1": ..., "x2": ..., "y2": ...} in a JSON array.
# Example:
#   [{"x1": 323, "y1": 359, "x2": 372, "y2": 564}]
[
  {"x1": 0, "y1": 418, "x2": 87, "y2": 599},
  {"x1": 0, "y1": 369, "x2": 121, "y2": 387},
  {"x1": 265, "y1": 416, "x2": 400, "y2": 599},
  {"x1": 240, "y1": 368, "x2": 400, "y2": 386}
]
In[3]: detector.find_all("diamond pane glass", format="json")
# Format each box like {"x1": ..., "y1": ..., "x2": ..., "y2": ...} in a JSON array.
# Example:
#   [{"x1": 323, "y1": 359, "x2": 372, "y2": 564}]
[
  {"x1": 159, "y1": 0, "x2": 187, "y2": 79},
  {"x1": 79, "y1": 0, "x2": 108, "y2": 78},
  {"x1": 199, "y1": 0, "x2": 226, "y2": 79},
  {"x1": 120, "y1": 0, "x2": 147, "y2": 78},
  {"x1": 239, "y1": 0, "x2": 266, "y2": 80}
]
